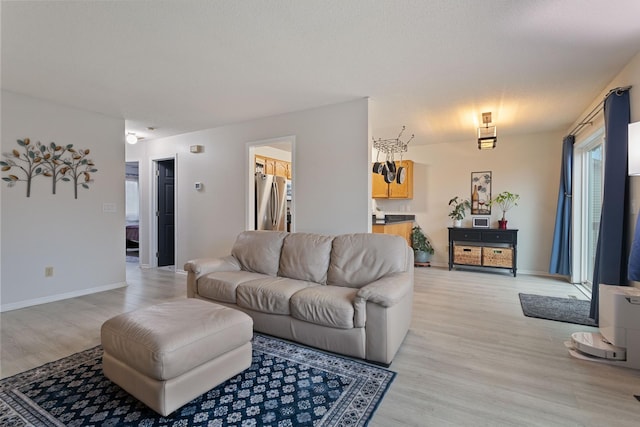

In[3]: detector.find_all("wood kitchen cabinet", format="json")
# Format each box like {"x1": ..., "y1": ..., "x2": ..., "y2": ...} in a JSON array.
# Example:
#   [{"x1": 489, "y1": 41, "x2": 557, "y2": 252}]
[
  {"x1": 275, "y1": 160, "x2": 288, "y2": 178},
  {"x1": 371, "y1": 160, "x2": 413, "y2": 199},
  {"x1": 255, "y1": 155, "x2": 291, "y2": 179},
  {"x1": 372, "y1": 170, "x2": 390, "y2": 198},
  {"x1": 265, "y1": 158, "x2": 276, "y2": 175},
  {"x1": 372, "y1": 221, "x2": 412, "y2": 247}
]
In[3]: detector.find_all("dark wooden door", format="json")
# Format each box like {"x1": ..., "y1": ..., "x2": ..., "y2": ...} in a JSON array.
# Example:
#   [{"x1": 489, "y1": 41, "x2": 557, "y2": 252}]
[{"x1": 157, "y1": 159, "x2": 175, "y2": 267}]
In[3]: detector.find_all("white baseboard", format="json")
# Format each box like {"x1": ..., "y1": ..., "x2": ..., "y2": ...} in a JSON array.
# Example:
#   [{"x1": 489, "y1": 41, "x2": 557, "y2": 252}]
[
  {"x1": 517, "y1": 269, "x2": 554, "y2": 277},
  {"x1": 0, "y1": 281, "x2": 128, "y2": 313}
]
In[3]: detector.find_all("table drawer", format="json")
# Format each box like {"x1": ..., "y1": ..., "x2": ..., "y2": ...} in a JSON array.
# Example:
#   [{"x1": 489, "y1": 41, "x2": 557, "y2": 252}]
[
  {"x1": 450, "y1": 229, "x2": 481, "y2": 241},
  {"x1": 481, "y1": 231, "x2": 515, "y2": 243}
]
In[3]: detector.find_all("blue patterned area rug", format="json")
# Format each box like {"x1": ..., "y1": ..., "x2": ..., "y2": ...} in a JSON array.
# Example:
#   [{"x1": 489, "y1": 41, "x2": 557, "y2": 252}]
[{"x1": 0, "y1": 334, "x2": 395, "y2": 427}]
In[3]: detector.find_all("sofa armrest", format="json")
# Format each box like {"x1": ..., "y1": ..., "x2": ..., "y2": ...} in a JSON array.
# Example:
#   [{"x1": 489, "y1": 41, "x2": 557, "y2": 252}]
[
  {"x1": 184, "y1": 256, "x2": 241, "y2": 298},
  {"x1": 184, "y1": 255, "x2": 241, "y2": 276},
  {"x1": 356, "y1": 272, "x2": 413, "y2": 308}
]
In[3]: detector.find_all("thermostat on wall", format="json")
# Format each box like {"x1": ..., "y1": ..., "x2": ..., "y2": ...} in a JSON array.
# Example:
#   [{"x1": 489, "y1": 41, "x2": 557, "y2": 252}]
[
  {"x1": 190, "y1": 145, "x2": 204, "y2": 153},
  {"x1": 195, "y1": 182, "x2": 203, "y2": 190}
]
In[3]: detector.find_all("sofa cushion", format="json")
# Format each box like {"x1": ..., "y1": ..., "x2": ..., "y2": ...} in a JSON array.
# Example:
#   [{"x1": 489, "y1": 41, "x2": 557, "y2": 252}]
[
  {"x1": 236, "y1": 277, "x2": 318, "y2": 315},
  {"x1": 279, "y1": 233, "x2": 334, "y2": 284},
  {"x1": 198, "y1": 271, "x2": 271, "y2": 303},
  {"x1": 231, "y1": 231, "x2": 287, "y2": 276},
  {"x1": 327, "y1": 233, "x2": 408, "y2": 288},
  {"x1": 290, "y1": 286, "x2": 360, "y2": 329}
]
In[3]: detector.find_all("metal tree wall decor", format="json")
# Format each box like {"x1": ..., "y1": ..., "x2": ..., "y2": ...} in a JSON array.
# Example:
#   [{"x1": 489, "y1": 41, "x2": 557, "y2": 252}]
[{"x1": 1, "y1": 138, "x2": 98, "y2": 199}]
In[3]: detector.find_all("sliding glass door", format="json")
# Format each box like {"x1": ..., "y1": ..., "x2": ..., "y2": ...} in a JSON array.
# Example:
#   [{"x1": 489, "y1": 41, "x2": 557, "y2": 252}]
[
  {"x1": 584, "y1": 143, "x2": 603, "y2": 288},
  {"x1": 574, "y1": 128, "x2": 605, "y2": 293}
]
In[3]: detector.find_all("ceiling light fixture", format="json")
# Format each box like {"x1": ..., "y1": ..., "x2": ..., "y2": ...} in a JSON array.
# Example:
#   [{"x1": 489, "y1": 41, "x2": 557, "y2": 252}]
[
  {"x1": 478, "y1": 112, "x2": 497, "y2": 150},
  {"x1": 126, "y1": 133, "x2": 138, "y2": 145}
]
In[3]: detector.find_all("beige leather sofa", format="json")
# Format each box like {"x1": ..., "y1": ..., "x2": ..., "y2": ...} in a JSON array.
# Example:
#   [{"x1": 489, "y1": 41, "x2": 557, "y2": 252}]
[{"x1": 184, "y1": 231, "x2": 414, "y2": 365}]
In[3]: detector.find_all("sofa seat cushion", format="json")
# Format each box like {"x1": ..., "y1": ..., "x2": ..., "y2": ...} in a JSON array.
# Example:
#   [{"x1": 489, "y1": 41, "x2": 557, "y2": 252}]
[
  {"x1": 290, "y1": 286, "x2": 360, "y2": 329},
  {"x1": 237, "y1": 277, "x2": 318, "y2": 315},
  {"x1": 279, "y1": 233, "x2": 334, "y2": 284},
  {"x1": 198, "y1": 271, "x2": 271, "y2": 303}
]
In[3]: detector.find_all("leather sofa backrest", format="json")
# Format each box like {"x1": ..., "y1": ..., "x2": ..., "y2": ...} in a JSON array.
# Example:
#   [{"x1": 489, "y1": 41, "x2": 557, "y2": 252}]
[
  {"x1": 231, "y1": 231, "x2": 287, "y2": 276},
  {"x1": 279, "y1": 233, "x2": 334, "y2": 284},
  {"x1": 327, "y1": 233, "x2": 408, "y2": 288}
]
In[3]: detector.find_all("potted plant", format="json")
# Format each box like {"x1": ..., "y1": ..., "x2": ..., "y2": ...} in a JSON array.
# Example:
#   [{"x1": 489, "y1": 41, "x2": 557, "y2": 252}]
[
  {"x1": 448, "y1": 196, "x2": 470, "y2": 227},
  {"x1": 411, "y1": 225, "x2": 434, "y2": 263},
  {"x1": 490, "y1": 191, "x2": 520, "y2": 229}
]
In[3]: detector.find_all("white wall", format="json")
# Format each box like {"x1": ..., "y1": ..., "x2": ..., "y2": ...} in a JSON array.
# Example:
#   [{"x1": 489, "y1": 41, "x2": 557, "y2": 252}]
[
  {"x1": 126, "y1": 98, "x2": 370, "y2": 269},
  {"x1": 1, "y1": 91, "x2": 125, "y2": 311},
  {"x1": 375, "y1": 130, "x2": 563, "y2": 274}
]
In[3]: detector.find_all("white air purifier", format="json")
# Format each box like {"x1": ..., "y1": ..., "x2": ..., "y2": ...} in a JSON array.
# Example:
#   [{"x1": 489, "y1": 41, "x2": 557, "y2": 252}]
[{"x1": 566, "y1": 285, "x2": 640, "y2": 369}]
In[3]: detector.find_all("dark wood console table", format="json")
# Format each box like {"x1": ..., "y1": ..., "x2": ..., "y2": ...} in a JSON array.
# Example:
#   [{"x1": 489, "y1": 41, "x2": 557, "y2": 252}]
[{"x1": 448, "y1": 227, "x2": 518, "y2": 276}]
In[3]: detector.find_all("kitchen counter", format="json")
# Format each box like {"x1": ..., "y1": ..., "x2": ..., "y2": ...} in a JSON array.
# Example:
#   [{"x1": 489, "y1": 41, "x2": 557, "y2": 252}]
[
  {"x1": 372, "y1": 215, "x2": 415, "y2": 246},
  {"x1": 372, "y1": 214, "x2": 415, "y2": 225}
]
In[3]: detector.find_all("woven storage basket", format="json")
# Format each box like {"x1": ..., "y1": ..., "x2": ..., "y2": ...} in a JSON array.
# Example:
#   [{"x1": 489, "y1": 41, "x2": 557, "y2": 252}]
[
  {"x1": 453, "y1": 245, "x2": 481, "y2": 265},
  {"x1": 482, "y1": 247, "x2": 513, "y2": 268}
]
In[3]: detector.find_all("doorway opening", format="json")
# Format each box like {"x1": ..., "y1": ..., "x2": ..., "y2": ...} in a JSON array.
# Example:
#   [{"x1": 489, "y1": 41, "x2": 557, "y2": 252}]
[
  {"x1": 155, "y1": 158, "x2": 175, "y2": 268},
  {"x1": 247, "y1": 137, "x2": 295, "y2": 232},
  {"x1": 125, "y1": 162, "x2": 140, "y2": 264}
]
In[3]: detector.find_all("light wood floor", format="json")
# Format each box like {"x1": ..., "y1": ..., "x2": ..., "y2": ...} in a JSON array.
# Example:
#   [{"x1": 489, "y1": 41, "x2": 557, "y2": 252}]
[{"x1": 2, "y1": 263, "x2": 640, "y2": 426}]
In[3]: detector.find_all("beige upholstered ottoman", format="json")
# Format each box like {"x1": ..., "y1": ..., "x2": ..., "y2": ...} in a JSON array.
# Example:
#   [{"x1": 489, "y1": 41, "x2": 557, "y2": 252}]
[{"x1": 101, "y1": 299, "x2": 253, "y2": 416}]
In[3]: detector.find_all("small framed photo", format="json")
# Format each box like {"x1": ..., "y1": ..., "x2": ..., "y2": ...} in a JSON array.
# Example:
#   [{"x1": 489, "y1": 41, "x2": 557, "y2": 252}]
[
  {"x1": 472, "y1": 216, "x2": 491, "y2": 228},
  {"x1": 471, "y1": 171, "x2": 491, "y2": 215}
]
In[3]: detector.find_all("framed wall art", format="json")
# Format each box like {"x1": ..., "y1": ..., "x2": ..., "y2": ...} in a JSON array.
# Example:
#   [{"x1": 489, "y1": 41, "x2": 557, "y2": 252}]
[{"x1": 471, "y1": 171, "x2": 491, "y2": 215}]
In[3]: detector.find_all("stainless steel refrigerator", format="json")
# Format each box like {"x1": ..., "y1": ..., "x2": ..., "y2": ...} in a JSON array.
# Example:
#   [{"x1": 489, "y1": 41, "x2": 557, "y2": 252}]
[{"x1": 255, "y1": 172, "x2": 287, "y2": 231}]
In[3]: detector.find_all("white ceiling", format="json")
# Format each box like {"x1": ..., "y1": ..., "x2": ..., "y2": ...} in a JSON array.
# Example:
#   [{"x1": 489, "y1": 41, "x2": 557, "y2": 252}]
[{"x1": 3, "y1": 1, "x2": 640, "y2": 145}]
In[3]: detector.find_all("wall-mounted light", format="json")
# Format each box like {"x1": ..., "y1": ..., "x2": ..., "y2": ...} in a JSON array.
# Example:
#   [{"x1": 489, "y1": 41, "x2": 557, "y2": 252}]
[
  {"x1": 477, "y1": 112, "x2": 497, "y2": 150},
  {"x1": 126, "y1": 133, "x2": 138, "y2": 145},
  {"x1": 629, "y1": 121, "x2": 640, "y2": 176}
]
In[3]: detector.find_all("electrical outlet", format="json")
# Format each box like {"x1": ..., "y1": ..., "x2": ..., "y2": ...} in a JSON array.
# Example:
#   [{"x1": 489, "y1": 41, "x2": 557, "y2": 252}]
[{"x1": 45, "y1": 266, "x2": 54, "y2": 277}]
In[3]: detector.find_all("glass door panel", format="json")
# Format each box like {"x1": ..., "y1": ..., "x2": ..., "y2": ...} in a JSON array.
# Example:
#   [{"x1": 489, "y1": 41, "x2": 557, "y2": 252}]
[{"x1": 583, "y1": 144, "x2": 603, "y2": 290}]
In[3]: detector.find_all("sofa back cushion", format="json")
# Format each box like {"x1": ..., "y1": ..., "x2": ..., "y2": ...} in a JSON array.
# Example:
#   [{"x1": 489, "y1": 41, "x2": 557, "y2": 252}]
[
  {"x1": 231, "y1": 231, "x2": 287, "y2": 276},
  {"x1": 279, "y1": 233, "x2": 334, "y2": 284},
  {"x1": 327, "y1": 233, "x2": 408, "y2": 288}
]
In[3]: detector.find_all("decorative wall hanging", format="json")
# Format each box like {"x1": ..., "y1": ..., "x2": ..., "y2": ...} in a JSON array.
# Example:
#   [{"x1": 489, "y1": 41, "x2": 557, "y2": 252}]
[
  {"x1": 471, "y1": 171, "x2": 491, "y2": 214},
  {"x1": 1, "y1": 138, "x2": 98, "y2": 199}
]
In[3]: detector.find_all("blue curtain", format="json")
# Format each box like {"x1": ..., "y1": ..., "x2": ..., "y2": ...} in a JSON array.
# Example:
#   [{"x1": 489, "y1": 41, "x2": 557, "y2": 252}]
[
  {"x1": 549, "y1": 135, "x2": 574, "y2": 275},
  {"x1": 590, "y1": 88, "x2": 631, "y2": 322}
]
